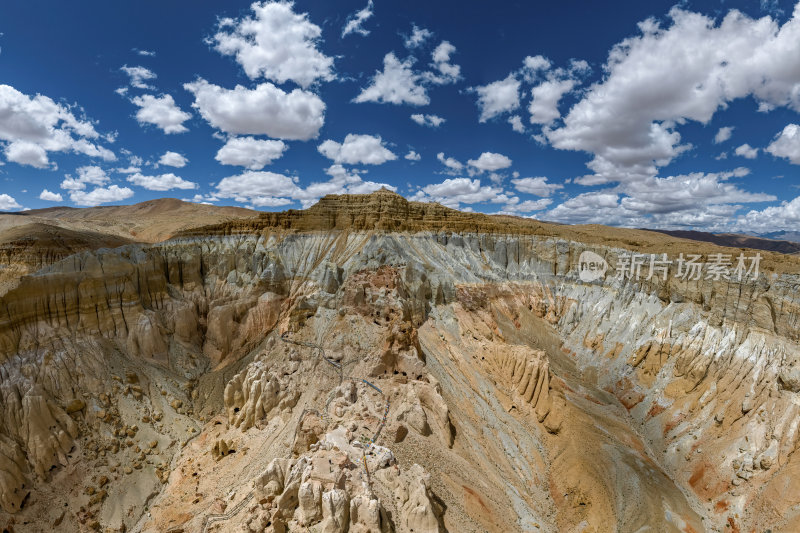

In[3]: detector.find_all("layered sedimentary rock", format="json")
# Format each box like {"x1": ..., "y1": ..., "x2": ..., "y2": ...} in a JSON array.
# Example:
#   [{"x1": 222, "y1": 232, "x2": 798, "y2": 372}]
[
  {"x1": 0, "y1": 199, "x2": 257, "y2": 298},
  {"x1": 0, "y1": 223, "x2": 133, "y2": 297},
  {"x1": 0, "y1": 191, "x2": 798, "y2": 532}
]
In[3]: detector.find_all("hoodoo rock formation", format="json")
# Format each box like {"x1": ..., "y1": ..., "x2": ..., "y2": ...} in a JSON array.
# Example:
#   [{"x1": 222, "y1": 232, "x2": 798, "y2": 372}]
[{"x1": 0, "y1": 191, "x2": 798, "y2": 532}]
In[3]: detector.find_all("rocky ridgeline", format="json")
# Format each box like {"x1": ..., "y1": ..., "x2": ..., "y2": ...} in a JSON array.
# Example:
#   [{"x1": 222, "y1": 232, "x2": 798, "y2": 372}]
[
  {"x1": 0, "y1": 223, "x2": 133, "y2": 298},
  {"x1": 181, "y1": 189, "x2": 800, "y2": 275},
  {"x1": 0, "y1": 191, "x2": 798, "y2": 531},
  {"x1": 179, "y1": 187, "x2": 553, "y2": 237},
  {"x1": 0, "y1": 223, "x2": 132, "y2": 267}
]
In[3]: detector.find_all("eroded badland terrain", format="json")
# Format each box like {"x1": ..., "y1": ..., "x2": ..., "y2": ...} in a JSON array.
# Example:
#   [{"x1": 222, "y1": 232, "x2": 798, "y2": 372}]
[{"x1": 1, "y1": 189, "x2": 799, "y2": 532}]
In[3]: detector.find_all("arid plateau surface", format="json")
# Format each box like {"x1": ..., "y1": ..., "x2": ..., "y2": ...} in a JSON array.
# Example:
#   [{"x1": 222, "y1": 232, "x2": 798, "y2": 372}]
[{"x1": 1, "y1": 189, "x2": 799, "y2": 532}]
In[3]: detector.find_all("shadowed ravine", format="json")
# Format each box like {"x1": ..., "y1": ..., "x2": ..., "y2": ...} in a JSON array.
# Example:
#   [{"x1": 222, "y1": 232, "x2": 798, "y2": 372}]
[{"x1": 416, "y1": 291, "x2": 703, "y2": 532}]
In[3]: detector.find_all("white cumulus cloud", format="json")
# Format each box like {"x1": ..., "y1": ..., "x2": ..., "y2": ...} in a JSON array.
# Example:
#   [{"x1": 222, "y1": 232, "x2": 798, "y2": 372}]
[
  {"x1": 354, "y1": 53, "x2": 429, "y2": 106},
  {"x1": 529, "y1": 79, "x2": 576, "y2": 125},
  {"x1": 404, "y1": 24, "x2": 432, "y2": 49},
  {"x1": 69, "y1": 185, "x2": 133, "y2": 207},
  {"x1": 213, "y1": 165, "x2": 397, "y2": 209},
  {"x1": 185, "y1": 79, "x2": 324, "y2": 140},
  {"x1": 60, "y1": 165, "x2": 110, "y2": 190},
  {"x1": 436, "y1": 152, "x2": 463, "y2": 173},
  {"x1": 714, "y1": 126, "x2": 734, "y2": 144},
  {"x1": 216, "y1": 170, "x2": 299, "y2": 206},
  {"x1": 542, "y1": 169, "x2": 776, "y2": 229},
  {"x1": 127, "y1": 172, "x2": 197, "y2": 191},
  {"x1": 521, "y1": 55, "x2": 552, "y2": 81},
  {"x1": 499, "y1": 197, "x2": 553, "y2": 214},
  {"x1": 508, "y1": 115, "x2": 524, "y2": 133},
  {"x1": 130, "y1": 94, "x2": 191, "y2": 134},
  {"x1": 425, "y1": 41, "x2": 461, "y2": 84},
  {"x1": 734, "y1": 143, "x2": 759, "y2": 159},
  {"x1": 472, "y1": 75, "x2": 520, "y2": 122},
  {"x1": 318, "y1": 134, "x2": 397, "y2": 165},
  {"x1": 5, "y1": 141, "x2": 49, "y2": 168},
  {"x1": 766, "y1": 123, "x2": 800, "y2": 164},
  {"x1": 158, "y1": 151, "x2": 188, "y2": 168},
  {"x1": 120, "y1": 65, "x2": 156, "y2": 89},
  {"x1": 342, "y1": 0, "x2": 374, "y2": 38},
  {"x1": 410, "y1": 113, "x2": 445, "y2": 127},
  {"x1": 0, "y1": 194, "x2": 22, "y2": 210},
  {"x1": 356, "y1": 35, "x2": 460, "y2": 106},
  {"x1": 736, "y1": 195, "x2": 800, "y2": 232},
  {"x1": 467, "y1": 152, "x2": 512, "y2": 173},
  {"x1": 410, "y1": 177, "x2": 507, "y2": 209},
  {"x1": 0, "y1": 84, "x2": 115, "y2": 168},
  {"x1": 212, "y1": 1, "x2": 334, "y2": 88},
  {"x1": 545, "y1": 4, "x2": 800, "y2": 186},
  {"x1": 511, "y1": 176, "x2": 563, "y2": 197},
  {"x1": 543, "y1": 191, "x2": 625, "y2": 225},
  {"x1": 215, "y1": 137, "x2": 287, "y2": 169},
  {"x1": 39, "y1": 189, "x2": 63, "y2": 202}
]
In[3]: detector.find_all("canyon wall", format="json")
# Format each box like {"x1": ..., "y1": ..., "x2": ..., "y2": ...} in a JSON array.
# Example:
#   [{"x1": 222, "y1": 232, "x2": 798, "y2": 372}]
[{"x1": 0, "y1": 227, "x2": 797, "y2": 531}]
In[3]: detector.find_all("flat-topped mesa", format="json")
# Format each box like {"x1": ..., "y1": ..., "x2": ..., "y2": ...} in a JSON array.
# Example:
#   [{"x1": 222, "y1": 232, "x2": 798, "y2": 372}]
[
  {"x1": 178, "y1": 188, "x2": 553, "y2": 237},
  {"x1": 176, "y1": 189, "x2": 800, "y2": 275}
]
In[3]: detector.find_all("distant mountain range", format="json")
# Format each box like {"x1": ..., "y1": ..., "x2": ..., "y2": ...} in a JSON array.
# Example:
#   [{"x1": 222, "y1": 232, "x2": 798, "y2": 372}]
[
  {"x1": 646, "y1": 229, "x2": 800, "y2": 255},
  {"x1": 760, "y1": 231, "x2": 800, "y2": 243}
]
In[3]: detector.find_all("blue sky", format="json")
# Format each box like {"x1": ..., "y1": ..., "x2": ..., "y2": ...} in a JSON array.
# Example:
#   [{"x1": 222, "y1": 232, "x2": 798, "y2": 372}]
[{"x1": 1, "y1": 0, "x2": 799, "y2": 233}]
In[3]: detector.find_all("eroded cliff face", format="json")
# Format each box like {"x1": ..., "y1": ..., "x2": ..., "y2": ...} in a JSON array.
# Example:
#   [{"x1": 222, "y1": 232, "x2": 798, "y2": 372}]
[
  {"x1": 0, "y1": 198, "x2": 257, "y2": 298},
  {"x1": 0, "y1": 223, "x2": 133, "y2": 298},
  {"x1": 0, "y1": 224, "x2": 797, "y2": 532}
]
